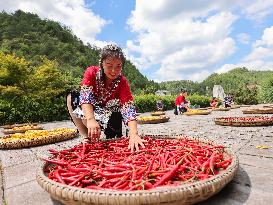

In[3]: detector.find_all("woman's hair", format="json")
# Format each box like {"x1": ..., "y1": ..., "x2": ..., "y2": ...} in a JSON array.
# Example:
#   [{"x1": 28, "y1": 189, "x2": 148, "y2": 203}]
[{"x1": 99, "y1": 44, "x2": 125, "y2": 69}]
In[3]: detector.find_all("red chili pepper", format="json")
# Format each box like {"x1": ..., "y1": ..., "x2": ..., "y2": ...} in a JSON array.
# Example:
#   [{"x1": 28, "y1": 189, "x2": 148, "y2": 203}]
[
  {"x1": 153, "y1": 158, "x2": 183, "y2": 187},
  {"x1": 42, "y1": 158, "x2": 68, "y2": 166}
]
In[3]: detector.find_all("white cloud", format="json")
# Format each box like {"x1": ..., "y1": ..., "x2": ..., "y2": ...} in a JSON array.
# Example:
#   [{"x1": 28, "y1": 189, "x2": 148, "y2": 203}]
[
  {"x1": 126, "y1": 0, "x2": 273, "y2": 82},
  {"x1": 244, "y1": 26, "x2": 273, "y2": 61},
  {"x1": 127, "y1": 1, "x2": 237, "y2": 81},
  {"x1": 0, "y1": 0, "x2": 108, "y2": 46},
  {"x1": 236, "y1": 33, "x2": 250, "y2": 44},
  {"x1": 217, "y1": 26, "x2": 273, "y2": 73},
  {"x1": 243, "y1": 0, "x2": 273, "y2": 21}
]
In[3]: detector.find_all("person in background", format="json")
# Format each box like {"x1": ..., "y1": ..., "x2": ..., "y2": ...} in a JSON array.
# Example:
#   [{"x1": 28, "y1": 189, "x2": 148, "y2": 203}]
[
  {"x1": 156, "y1": 100, "x2": 164, "y2": 111},
  {"x1": 210, "y1": 97, "x2": 219, "y2": 108},
  {"x1": 175, "y1": 89, "x2": 190, "y2": 114},
  {"x1": 66, "y1": 44, "x2": 145, "y2": 151},
  {"x1": 224, "y1": 94, "x2": 234, "y2": 108}
]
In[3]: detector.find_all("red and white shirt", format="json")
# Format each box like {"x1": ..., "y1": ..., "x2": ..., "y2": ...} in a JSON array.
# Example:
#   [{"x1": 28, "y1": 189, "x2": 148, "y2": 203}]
[{"x1": 78, "y1": 66, "x2": 136, "y2": 128}]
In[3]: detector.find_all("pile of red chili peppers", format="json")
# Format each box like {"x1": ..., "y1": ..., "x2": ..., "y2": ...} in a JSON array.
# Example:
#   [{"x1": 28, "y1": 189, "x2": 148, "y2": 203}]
[
  {"x1": 218, "y1": 116, "x2": 273, "y2": 122},
  {"x1": 43, "y1": 137, "x2": 232, "y2": 191}
]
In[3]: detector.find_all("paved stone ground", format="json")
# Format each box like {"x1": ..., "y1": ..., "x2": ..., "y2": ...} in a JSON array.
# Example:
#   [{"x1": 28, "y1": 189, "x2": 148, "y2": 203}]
[{"x1": 1, "y1": 106, "x2": 273, "y2": 205}]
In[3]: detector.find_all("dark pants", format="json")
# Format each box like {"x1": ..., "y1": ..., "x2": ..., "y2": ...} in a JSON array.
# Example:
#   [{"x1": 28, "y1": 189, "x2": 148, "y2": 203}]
[
  {"x1": 104, "y1": 112, "x2": 122, "y2": 139},
  {"x1": 68, "y1": 90, "x2": 123, "y2": 139}
]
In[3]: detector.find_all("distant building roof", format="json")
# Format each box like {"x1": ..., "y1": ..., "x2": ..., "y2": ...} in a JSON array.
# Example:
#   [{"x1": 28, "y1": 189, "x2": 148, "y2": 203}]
[{"x1": 155, "y1": 90, "x2": 171, "y2": 96}]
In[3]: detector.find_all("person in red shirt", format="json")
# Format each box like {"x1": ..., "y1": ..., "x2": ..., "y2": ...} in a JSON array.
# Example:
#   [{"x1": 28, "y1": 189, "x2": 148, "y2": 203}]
[
  {"x1": 175, "y1": 89, "x2": 190, "y2": 114},
  {"x1": 67, "y1": 44, "x2": 145, "y2": 151},
  {"x1": 210, "y1": 97, "x2": 219, "y2": 108}
]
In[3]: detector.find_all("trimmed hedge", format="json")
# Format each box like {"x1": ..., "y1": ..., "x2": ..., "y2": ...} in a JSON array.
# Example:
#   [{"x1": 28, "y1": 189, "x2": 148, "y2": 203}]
[
  {"x1": 0, "y1": 94, "x2": 210, "y2": 125},
  {"x1": 134, "y1": 94, "x2": 210, "y2": 113}
]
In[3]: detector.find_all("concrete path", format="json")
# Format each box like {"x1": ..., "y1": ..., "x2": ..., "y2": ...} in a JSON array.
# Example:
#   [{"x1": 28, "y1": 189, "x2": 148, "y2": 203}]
[{"x1": 1, "y1": 106, "x2": 273, "y2": 205}]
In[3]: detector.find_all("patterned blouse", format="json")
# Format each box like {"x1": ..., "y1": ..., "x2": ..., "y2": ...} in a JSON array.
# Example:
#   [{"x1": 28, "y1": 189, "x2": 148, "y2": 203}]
[{"x1": 78, "y1": 66, "x2": 137, "y2": 129}]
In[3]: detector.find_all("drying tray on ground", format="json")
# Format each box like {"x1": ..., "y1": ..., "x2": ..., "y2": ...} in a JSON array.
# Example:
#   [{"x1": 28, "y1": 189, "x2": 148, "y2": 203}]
[
  {"x1": 184, "y1": 110, "x2": 211, "y2": 116},
  {"x1": 150, "y1": 111, "x2": 165, "y2": 116},
  {"x1": 213, "y1": 107, "x2": 231, "y2": 111},
  {"x1": 36, "y1": 135, "x2": 238, "y2": 205},
  {"x1": 2, "y1": 124, "x2": 44, "y2": 134},
  {"x1": 0, "y1": 122, "x2": 39, "y2": 129},
  {"x1": 230, "y1": 105, "x2": 241, "y2": 109},
  {"x1": 242, "y1": 108, "x2": 273, "y2": 114},
  {"x1": 214, "y1": 116, "x2": 273, "y2": 127},
  {"x1": 0, "y1": 128, "x2": 78, "y2": 149},
  {"x1": 137, "y1": 116, "x2": 170, "y2": 124}
]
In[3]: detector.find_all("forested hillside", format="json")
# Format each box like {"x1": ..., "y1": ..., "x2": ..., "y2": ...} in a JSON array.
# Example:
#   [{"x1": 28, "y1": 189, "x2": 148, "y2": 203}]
[
  {"x1": 159, "y1": 68, "x2": 273, "y2": 104},
  {"x1": 0, "y1": 10, "x2": 272, "y2": 124},
  {"x1": 0, "y1": 10, "x2": 155, "y2": 94}
]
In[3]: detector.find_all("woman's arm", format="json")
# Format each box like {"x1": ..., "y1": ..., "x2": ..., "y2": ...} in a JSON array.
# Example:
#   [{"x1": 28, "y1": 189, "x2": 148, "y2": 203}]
[
  {"x1": 127, "y1": 120, "x2": 145, "y2": 152},
  {"x1": 81, "y1": 103, "x2": 101, "y2": 141}
]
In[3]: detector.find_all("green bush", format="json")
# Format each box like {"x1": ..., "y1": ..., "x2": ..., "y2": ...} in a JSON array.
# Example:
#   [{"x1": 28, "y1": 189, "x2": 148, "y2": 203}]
[
  {"x1": 0, "y1": 97, "x2": 69, "y2": 125},
  {"x1": 258, "y1": 77, "x2": 273, "y2": 103}
]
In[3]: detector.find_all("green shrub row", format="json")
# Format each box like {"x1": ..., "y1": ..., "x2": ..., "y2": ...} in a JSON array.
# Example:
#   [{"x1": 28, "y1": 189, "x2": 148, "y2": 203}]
[
  {"x1": 0, "y1": 94, "x2": 210, "y2": 125},
  {"x1": 0, "y1": 98, "x2": 69, "y2": 125},
  {"x1": 134, "y1": 94, "x2": 210, "y2": 113}
]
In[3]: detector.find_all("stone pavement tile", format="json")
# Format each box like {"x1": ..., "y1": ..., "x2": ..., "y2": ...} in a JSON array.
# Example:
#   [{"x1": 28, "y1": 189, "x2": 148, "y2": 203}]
[
  {"x1": 229, "y1": 165, "x2": 251, "y2": 188},
  {"x1": 58, "y1": 137, "x2": 81, "y2": 149},
  {"x1": 239, "y1": 141, "x2": 273, "y2": 158},
  {"x1": 238, "y1": 154, "x2": 273, "y2": 170},
  {"x1": 198, "y1": 181, "x2": 251, "y2": 205},
  {"x1": 4, "y1": 160, "x2": 40, "y2": 189},
  {"x1": 243, "y1": 189, "x2": 273, "y2": 205},
  {"x1": 238, "y1": 165, "x2": 273, "y2": 192},
  {"x1": 5, "y1": 180, "x2": 62, "y2": 205},
  {"x1": 41, "y1": 120, "x2": 76, "y2": 130},
  {"x1": 0, "y1": 148, "x2": 36, "y2": 168},
  {"x1": 30, "y1": 143, "x2": 65, "y2": 159}
]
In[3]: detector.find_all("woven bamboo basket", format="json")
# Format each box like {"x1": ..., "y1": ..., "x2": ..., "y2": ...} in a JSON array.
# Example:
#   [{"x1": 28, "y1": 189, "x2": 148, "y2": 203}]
[
  {"x1": 0, "y1": 122, "x2": 39, "y2": 129},
  {"x1": 230, "y1": 105, "x2": 240, "y2": 109},
  {"x1": 0, "y1": 132, "x2": 78, "y2": 149},
  {"x1": 36, "y1": 135, "x2": 239, "y2": 205},
  {"x1": 239, "y1": 105, "x2": 250, "y2": 107},
  {"x1": 2, "y1": 125, "x2": 44, "y2": 135},
  {"x1": 242, "y1": 108, "x2": 273, "y2": 114},
  {"x1": 197, "y1": 108, "x2": 208, "y2": 110},
  {"x1": 263, "y1": 105, "x2": 273, "y2": 108},
  {"x1": 184, "y1": 111, "x2": 211, "y2": 116},
  {"x1": 213, "y1": 108, "x2": 231, "y2": 111},
  {"x1": 138, "y1": 117, "x2": 170, "y2": 124},
  {"x1": 151, "y1": 112, "x2": 165, "y2": 116},
  {"x1": 214, "y1": 116, "x2": 273, "y2": 127}
]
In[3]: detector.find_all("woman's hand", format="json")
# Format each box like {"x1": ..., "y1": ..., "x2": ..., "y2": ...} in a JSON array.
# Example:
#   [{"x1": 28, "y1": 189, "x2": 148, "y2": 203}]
[
  {"x1": 86, "y1": 118, "x2": 101, "y2": 142},
  {"x1": 128, "y1": 132, "x2": 146, "y2": 152}
]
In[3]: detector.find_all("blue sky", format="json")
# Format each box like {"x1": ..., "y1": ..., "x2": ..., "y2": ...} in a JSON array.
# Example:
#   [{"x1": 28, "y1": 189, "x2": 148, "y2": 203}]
[{"x1": 1, "y1": 0, "x2": 273, "y2": 82}]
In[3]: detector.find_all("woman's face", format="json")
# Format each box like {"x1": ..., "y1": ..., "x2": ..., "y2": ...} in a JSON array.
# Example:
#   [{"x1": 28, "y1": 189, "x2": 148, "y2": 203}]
[{"x1": 102, "y1": 57, "x2": 122, "y2": 80}]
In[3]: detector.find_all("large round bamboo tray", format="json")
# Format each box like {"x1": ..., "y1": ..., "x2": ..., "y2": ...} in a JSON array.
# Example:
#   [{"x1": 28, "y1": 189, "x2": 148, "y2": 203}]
[
  {"x1": 36, "y1": 135, "x2": 239, "y2": 205},
  {"x1": 0, "y1": 131, "x2": 78, "y2": 149},
  {"x1": 214, "y1": 116, "x2": 273, "y2": 127},
  {"x1": 263, "y1": 105, "x2": 273, "y2": 108},
  {"x1": 214, "y1": 108, "x2": 231, "y2": 111},
  {"x1": 150, "y1": 111, "x2": 165, "y2": 116},
  {"x1": 2, "y1": 125, "x2": 44, "y2": 134},
  {"x1": 184, "y1": 111, "x2": 211, "y2": 116},
  {"x1": 230, "y1": 105, "x2": 240, "y2": 109},
  {"x1": 242, "y1": 108, "x2": 273, "y2": 114},
  {"x1": 138, "y1": 116, "x2": 170, "y2": 124},
  {"x1": 0, "y1": 122, "x2": 38, "y2": 129},
  {"x1": 240, "y1": 105, "x2": 250, "y2": 107},
  {"x1": 198, "y1": 108, "x2": 209, "y2": 110}
]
